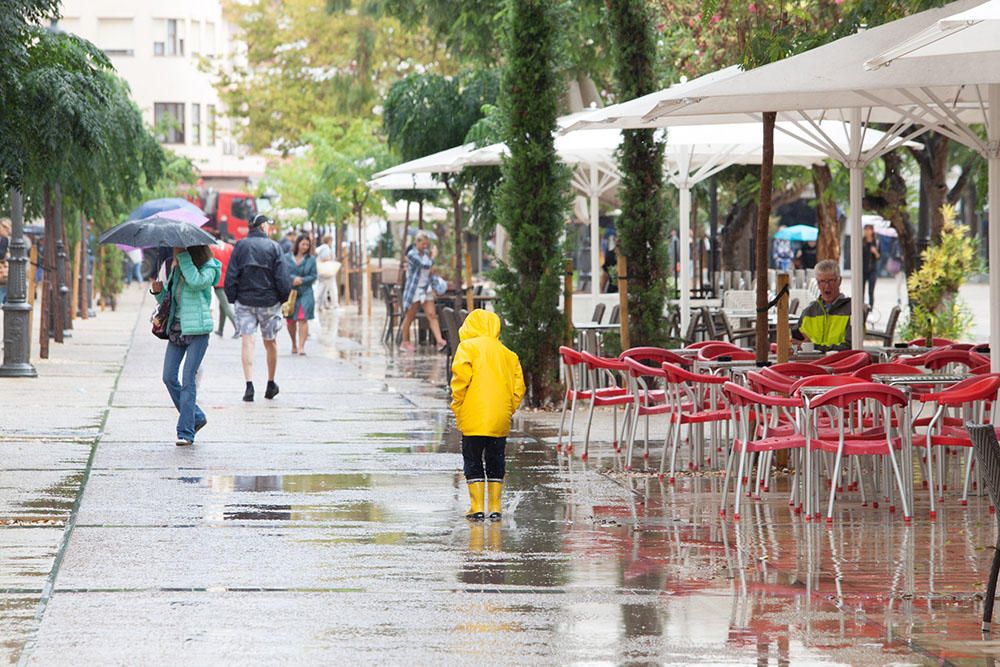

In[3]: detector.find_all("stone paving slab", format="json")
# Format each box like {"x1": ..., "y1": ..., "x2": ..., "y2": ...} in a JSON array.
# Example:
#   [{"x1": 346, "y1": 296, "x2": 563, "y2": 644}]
[
  {"x1": 73, "y1": 468, "x2": 460, "y2": 527},
  {"x1": 0, "y1": 442, "x2": 93, "y2": 471},
  {"x1": 0, "y1": 469, "x2": 83, "y2": 524},
  {"x1": 0, "y1": 528, "x2": 63, "y2": 591}
]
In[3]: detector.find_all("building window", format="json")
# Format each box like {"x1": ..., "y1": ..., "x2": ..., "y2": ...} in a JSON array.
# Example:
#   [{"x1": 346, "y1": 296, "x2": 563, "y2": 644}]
[
  {"x1": 154, "y1": 103, "x2": 185, "y2": 144},
  {"x1": 154, "y1": 18, "x2": 184, "y2": 57},
  {"x1": 205, "y1": 22, "x2": 216, "y2": 57},
  {"x1": 207, "y1": 105, "x2": 216, "y2": 146},
  {"x1": 190, "y1": 20, "x2": 201, "y2": 55},
  {"x1": 97, "y1": 18, "x2": 134, "y2": 56},
  {"x1": 192, "y1": 103, "x2": 201, "y2": 145}
]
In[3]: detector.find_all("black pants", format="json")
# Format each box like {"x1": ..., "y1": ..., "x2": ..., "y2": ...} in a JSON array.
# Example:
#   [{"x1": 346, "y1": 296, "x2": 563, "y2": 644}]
[
  {"x1": 864, "y1": 269, "x2": 878, "y2": 307},
  {"x1": 462, "y1": 435, "x2": 506, "y2": 482}
]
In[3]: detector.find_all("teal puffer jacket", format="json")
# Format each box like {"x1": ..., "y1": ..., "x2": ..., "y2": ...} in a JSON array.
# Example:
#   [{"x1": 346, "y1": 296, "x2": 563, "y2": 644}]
[{"x1": 157, "y1": 252, "x2": 222, "y2": 336}]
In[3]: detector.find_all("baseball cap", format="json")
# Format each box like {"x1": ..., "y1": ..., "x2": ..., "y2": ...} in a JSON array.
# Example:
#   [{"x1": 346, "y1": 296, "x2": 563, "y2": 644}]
[{"x1": 249, "y1": 214, "x2": 271, "y2": 228}]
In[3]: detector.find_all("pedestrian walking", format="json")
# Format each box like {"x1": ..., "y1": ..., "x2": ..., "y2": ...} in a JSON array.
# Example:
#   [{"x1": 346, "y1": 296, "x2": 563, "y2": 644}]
[
  {"x1": 151, "y1": 246, "x2": 221, "y2": 446},
  {"x1": 450, "y1": 309, "x2": 526, "y2": 521},
  {"x1": 285, "y1": 234, "x2": 317, "y2": 355},
  {"x1": 210, "y1": 236, "x2": 238, "y2": 338},
  {"x1": 314, "y1": 233, "x2": 340, "y2": 311},
  {"x1": 124, "y1": 247, "x2": 144, "y2": 285},
  {"x1": 796, "y1": 240, "x2": 818, "y2": 270},
  {"x1": 224, "y1": 214, "x2": 292, "y2": 402},
  {"x1": 279, "y1": 230, "x2": 296, "y2": 255},
  {"x1": 601, "y1": 235, "x2": 618, "y2": 294},
  {"x1": 862, "y1": 224, "x2": 880, "y2": 308},
  {"x1": 398, "y1": 231, "x2": 447, "y2": 352}
]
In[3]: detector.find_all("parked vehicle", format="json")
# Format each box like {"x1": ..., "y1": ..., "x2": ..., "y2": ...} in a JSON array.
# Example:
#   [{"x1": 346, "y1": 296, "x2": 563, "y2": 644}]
[{"x1": 191, "y1": 189, "x2": 258, "y2": 242}]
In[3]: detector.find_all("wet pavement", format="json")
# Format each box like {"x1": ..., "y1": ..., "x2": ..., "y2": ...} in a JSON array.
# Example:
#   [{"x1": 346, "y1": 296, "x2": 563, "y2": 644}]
[{"x1": 2, "y1": 289, "x2": 1000, "y2": 664}]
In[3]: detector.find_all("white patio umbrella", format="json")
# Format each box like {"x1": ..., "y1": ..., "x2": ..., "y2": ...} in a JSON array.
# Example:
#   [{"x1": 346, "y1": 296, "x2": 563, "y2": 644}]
[
  {"x1": 532, "y1": 122, "x2": 909, "y2": 329},
  {"x1": 865, "y1": 0, "x2": 1000, "y2": 68},
  {"x1": 367, "y1": 172, "x2": 446, "y2": 191},
  {"x1": 380, "y1": 200, "x2": 448, "y2": 223},
  {"x1": 581, "y1": 0, "x2": 989, "y2": 356},
  {"x1": 371, "y1": 143, "x2": 475, "y2": 178}
]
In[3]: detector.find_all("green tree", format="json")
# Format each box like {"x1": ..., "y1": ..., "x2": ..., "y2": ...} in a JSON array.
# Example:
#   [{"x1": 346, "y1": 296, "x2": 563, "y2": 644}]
[
  {"x1": 215, "y1": 0, "x2": 455, "y2": 154},
  {"x1": 494, "y1": 0, "x2": 569, "y2": 405},
  {"x1": 606, "y1": 0, "x2": 669, "y2": 347},
  {"x1": 0, "y1": 0, "x2": 60, "y2": 187},
  {"x1": 265, "y1": 118, "x2": 389, "y2": 251},
  {"x1": 382, "y1": 70, "x2": 499, "y2": 274}
]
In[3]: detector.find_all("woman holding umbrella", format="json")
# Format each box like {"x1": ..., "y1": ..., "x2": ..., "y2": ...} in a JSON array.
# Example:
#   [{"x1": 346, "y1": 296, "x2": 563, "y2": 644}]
[{"x1": 150, "y1": 245, "x2": 222, "y2": 446}]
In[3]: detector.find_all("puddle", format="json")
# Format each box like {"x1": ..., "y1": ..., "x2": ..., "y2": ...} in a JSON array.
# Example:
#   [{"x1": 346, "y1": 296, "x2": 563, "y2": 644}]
[{"x1": 199, "y1": 473, "x2": 373, "y2": 493}]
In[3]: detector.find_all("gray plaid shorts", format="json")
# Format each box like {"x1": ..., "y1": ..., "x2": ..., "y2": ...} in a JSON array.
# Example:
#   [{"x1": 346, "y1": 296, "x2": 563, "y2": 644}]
[{"x1": 234, "y1": 302, "x2": 283, "y2": 340}]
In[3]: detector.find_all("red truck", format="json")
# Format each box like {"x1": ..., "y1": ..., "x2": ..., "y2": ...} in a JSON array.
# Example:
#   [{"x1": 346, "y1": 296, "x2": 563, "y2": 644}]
[{"x1": 192, "y1": 189, "x2": 258, "y2": 242}]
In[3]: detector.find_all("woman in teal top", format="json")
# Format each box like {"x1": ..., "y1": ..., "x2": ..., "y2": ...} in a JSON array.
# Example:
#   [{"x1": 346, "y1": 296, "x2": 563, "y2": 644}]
[
  {"x1": 151, "y1": 246, "x2": 222, "y2": 446},
  {"x1": 285, "y1": 234, "x2": 317, "y2": 355}
]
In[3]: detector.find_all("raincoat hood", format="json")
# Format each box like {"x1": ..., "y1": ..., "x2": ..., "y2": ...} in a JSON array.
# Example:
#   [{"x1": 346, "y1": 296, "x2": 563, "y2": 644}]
[
  {"x1": 450, "y1": 308, "x2": 525, "y2": 438},
  {"x1": 459, "y1": 309, "x2": 501, "y2": 342}
]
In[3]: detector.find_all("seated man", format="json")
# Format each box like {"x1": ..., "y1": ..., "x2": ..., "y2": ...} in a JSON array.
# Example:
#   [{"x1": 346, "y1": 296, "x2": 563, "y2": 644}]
[{"x1": 792, "y1": 259, "x2": 851, "y2": 351}]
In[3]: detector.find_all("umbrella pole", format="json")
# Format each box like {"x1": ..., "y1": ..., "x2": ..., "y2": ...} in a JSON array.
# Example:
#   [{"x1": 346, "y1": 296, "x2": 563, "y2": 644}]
[
  {"x1": 989, "y1": 85, "x2": 1000, "y2": 371},
  {"x1": 849, "y1": 110, "x2": 865, "y2": 351}
]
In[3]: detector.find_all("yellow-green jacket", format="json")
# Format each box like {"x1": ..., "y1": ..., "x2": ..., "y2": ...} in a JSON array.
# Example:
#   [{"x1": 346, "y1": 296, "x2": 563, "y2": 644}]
[
  {"x1": 450, "y1": 309, "x2": 526, "y2": 437},
  {"x1": 793, "y1": 294, "x2": 852, "y2": 351}
]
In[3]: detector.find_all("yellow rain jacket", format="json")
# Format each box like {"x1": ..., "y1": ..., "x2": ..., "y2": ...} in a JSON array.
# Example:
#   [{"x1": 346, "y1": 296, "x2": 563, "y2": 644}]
[{"x1": 450, "y1": 309, "x2": 526, "y2": 437}]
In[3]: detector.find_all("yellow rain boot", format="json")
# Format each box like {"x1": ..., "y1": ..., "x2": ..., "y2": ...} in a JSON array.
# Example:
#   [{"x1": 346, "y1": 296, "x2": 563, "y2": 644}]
[
  {"x1": 466, "y1": 481, "x2": 485, "y2": 520},
  {"x1": 487, "y1": 481, "x2": 503, "y2": 520}
]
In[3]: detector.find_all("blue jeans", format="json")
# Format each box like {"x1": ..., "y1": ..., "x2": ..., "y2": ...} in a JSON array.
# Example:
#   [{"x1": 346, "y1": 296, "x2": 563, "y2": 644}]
[{"x1": 162, "y1": 334, "x2": 209, "y2": 440}]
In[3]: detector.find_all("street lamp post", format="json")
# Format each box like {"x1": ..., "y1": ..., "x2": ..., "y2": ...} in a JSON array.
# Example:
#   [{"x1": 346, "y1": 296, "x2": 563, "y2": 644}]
[{"x1": 0, "y1": 188, "x2": 38, "y2": 377}]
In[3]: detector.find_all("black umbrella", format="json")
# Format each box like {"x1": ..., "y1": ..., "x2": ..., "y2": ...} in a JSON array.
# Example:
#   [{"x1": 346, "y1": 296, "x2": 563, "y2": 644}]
[{"x1": 99, "y1": 210, "x2": 216, "y2": 249}]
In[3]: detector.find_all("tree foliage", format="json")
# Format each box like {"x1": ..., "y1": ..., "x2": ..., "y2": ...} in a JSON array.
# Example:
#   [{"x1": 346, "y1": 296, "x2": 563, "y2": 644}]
[
  {"x1": 216, "y1": 0, "x2": 455, "y2": 154},
  {"x1": 263, "y1": 118, "x2": 389, "y2": 231},
  {"x1": 14, "y1": 31, "x2": 164, "y2": 228},
  {"x1": 383, "y1": 71, "x2": 498, "y2": 162},
  {"x1": 382, "y1": 69, "x2": 499, "y2": 272},
  {"x1": 607, "y1": 0, "x2": 669, "y2": 347},
  {"x1": 493, "y1": 0, "x2": 570, "y2": 405},
  {"x1": 901, "y1": 204, "x2": 980, "y2": 342},
  {"x1": 379, "y1": 0, "x2": 614, "y2": 88},
  {"x1": 0, "y1": 0, "x2": 60, "y2": 187}
]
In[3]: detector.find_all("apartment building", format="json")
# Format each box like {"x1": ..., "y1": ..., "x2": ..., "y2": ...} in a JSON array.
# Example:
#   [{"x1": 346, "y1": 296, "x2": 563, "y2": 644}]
[{"x1": 58, "y1": 0, "x2": 265, "y2": 188}]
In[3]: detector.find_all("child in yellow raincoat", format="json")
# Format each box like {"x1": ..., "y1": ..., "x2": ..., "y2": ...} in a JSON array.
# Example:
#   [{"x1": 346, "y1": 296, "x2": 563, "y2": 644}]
[{"x1": 450, "y1": 309, "x2": 526, "y2": 520}]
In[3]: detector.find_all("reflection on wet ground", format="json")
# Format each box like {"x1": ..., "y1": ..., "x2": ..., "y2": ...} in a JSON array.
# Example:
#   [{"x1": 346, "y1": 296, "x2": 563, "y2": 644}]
[{"x1": 10, "y1": 306, "x2": 1000, "y2": 663}]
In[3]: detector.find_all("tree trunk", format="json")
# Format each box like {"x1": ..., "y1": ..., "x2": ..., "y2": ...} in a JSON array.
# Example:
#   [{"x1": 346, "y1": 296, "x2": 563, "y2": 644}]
[
  {"x1": 755, "y1": 113, "x2": 776, "y2": 362},
  {"x1": 910, "y1": 132, "x2": 951, "y2": 242},
  {"x1": 445, "y1": 176, "x2": 464, "y2": 285},
  {"x1": 812, "y1": 164, "x2": 840, "y2": 261},
  {"x1": 40, "y1": 186, "x2": 54, "y2": 358},
  {"x1": 863, "y1": 150, "x2": 918, "y2": 276},
  {"x1": 721, "y1": 201, "x2": 756, "y2": 271}
]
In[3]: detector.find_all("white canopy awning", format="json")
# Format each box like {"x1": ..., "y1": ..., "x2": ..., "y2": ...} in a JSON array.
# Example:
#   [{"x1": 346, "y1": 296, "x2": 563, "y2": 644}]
[
  {"x1": 568, "y1": 0, "x2": 991, "y2": 356},
  {"x1": 548, "y1": 121, "x2": 913, "y2": 328},
  {"x1": 866, "y1": 0, "x2": 1000, "y2": 68},
  {"x1": 372, "y1": 143, "x2": 474, "y2": 178},
  {"x1": 367, "y1": 172, "x2": 446, "y2": 191},
  {"x1": 380, "y1": 199, "x2": 449, "y2": 222}
]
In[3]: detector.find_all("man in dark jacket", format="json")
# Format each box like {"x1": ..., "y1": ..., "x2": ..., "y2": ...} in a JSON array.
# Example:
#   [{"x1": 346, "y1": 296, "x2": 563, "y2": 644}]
[{"x1": 225, "y1": 214, "x2": 292, "y2": 401}]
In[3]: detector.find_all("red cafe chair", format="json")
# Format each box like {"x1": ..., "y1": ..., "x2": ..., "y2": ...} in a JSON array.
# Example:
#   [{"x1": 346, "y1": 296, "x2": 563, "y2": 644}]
[{"x1": 556, "y1": 346, "x2": 627, "y2": 454}]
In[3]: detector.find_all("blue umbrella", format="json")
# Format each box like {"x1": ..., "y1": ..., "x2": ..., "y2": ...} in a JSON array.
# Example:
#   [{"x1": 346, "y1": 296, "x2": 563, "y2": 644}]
[
  {"x1": 774, "y1": 224, "x2": 818, "y2": 242},
  {"x1": 127, "y1": 197, "x2": 204, "y2": 221}
]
